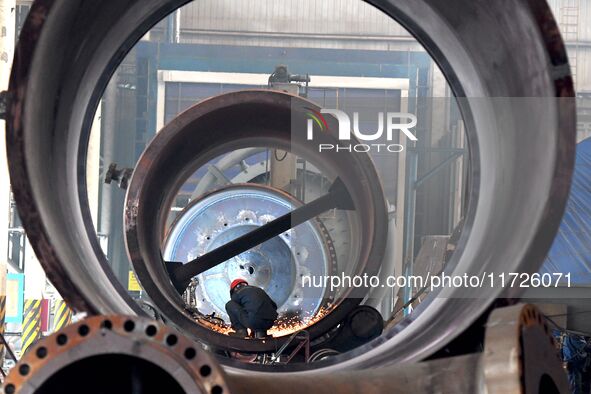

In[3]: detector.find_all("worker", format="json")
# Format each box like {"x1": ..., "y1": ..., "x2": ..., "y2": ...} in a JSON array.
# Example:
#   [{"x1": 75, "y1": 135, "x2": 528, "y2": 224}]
[{"x1": 225, "y1": 279, "x2": 278, "y2": 339}]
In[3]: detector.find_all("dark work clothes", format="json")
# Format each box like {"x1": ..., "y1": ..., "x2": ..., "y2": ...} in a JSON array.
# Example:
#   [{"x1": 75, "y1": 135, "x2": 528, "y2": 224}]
[
  {"x1": 225, "y1": 286, "x2": 278, "y2": 331},
  {"x1": 554, "y1": 329, "x2": 591, "y2": 394}
]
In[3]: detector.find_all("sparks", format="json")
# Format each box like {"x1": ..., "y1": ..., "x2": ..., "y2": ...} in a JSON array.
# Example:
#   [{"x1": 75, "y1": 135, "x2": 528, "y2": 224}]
[{"x1": 196, "y1": 306, "x2": 334, "y2": 338}]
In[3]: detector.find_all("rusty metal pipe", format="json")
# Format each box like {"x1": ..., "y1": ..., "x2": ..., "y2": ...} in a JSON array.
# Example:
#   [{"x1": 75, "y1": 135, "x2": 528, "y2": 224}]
[{"x1": 3, "y1": 315, "x2": 231, "y2": 394}]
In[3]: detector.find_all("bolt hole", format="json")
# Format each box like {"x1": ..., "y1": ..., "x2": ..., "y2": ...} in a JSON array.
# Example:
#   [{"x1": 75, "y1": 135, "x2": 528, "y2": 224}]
[
  {"x1": 166, "y1": 334, "x2": 178, "y2": 346},
  {"x1": 224, "y1": 223, "x2": 228, "y2": 227},
  {"x1": 56, "y1": 334, "x2": 68, "y2": 346},
  {"x1": 5, "y1": 384, "x2": 15, "y2": 394},
  {"x1": 123, "y1": 320, "x2": 135, "y2": 332},
  {"x1": 78, "y1": 325, "x2": 90, "y2": 337},
  {"x1": 36, "y1": 346, "x2": 47, "y2": 359},
  {"x1": 101, "y1": 320, "x2": 112, "y2": 330},
  {"x1": 146, "y1": 325, "x2": 157, "y2": 337},
  {"x1": 18, "y1": 364, "x2": 30, "y2": 376},
  {"x1": 184, "y1": 347, "x2": 197, "y2": 360},
  {"x1": 211, "y1": 385, "x2": 223, "y2": 394},
  {"x1": 248, "y1": 267, "x2": 254, "y2": 275},
  {"x1": 200, "y1": 365, "x2": 212, "y2": 377}
]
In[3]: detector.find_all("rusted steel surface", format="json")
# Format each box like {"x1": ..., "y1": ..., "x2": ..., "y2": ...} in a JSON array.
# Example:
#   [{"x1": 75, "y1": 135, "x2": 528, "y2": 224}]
[
  {"x1": 124, "y1": 90, "x2": 388, "y2": 354},
  {"x1": 4, "y1": 315, "x2": 231, "y2": 394}
]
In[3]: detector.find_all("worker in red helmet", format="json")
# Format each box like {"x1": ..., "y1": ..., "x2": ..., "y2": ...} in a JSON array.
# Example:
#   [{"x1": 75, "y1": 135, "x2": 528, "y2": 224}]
[{"x1": 225, "y1": 279, "x2": 278, "y2": 339}]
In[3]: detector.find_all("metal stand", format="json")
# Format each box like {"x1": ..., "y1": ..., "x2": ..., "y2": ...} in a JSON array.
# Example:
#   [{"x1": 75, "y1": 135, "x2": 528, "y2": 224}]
[{"x1": 271, "y1": 330, "x2": 310, "y2": 364}]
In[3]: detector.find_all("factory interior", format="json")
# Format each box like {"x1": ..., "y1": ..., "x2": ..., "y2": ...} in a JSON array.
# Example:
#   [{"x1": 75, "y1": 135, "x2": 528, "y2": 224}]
[{"x1": 0, "y1": 0, "x2": 590, "y2": 393}]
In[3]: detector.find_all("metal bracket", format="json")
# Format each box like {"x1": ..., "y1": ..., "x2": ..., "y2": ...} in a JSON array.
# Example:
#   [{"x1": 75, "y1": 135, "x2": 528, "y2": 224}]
[
  {"x1": 104, "y1": 163, "x2": 133, "y2": 190},
  {"x1": 271, "y1": 330, "x2": 310, "y2": 364}
]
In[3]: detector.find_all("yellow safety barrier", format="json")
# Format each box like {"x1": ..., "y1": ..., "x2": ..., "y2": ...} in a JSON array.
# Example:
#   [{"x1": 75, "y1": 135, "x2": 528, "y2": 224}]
[
  {"x1": 21, "y1": 299, "x2": 41, "y2": 354},
  {"x1": 0, "y1": 294, "x2": 6, "y2": 357},
  {"x1": 53, "y1": 299, "x2": 72, "y2": 332}
]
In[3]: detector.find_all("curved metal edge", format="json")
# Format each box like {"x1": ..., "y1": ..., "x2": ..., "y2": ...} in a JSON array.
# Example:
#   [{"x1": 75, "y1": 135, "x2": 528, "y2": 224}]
[
  {"x1": 483, "y1": 304, "x2": 569, "y2": 393},
  {"x1": 6, "y1": 0, "x2": 192, "y2": 315},
  {"x1": 5, "y1": 0, "x2": 93, "y2": 312},
  {"x1": 500, "y1": 0, "x2": 577, "y2": 298},
  {"x1": 3, "y1": 315, "x2": 231, "y2": 394},
  {"x1": 124, "y1": 89, "x2": 389, "y2": 354},
  {"x1": 331, "y1": 0, "x2": 575, "y2": 367}
]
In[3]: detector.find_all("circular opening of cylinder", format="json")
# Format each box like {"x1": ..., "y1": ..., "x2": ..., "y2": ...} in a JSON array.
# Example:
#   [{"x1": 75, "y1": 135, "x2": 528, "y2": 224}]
[
  {"x1": 159, "y1": 151, "x2": 373, "y2": 338},
  {"x1": 34, "y1": 355, "x2": 186, "y2": 394}
]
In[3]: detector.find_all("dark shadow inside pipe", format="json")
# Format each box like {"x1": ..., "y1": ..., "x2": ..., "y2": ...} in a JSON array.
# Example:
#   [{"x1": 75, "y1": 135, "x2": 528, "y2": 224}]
[{"x1": 36, "y1": 355, "x2": 186, "y2": 394}]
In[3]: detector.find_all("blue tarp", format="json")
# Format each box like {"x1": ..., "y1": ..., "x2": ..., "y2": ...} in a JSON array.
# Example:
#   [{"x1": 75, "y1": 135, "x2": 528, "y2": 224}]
[{"x1": 540, "y1": 137, "x2": 591, "y2": 284}]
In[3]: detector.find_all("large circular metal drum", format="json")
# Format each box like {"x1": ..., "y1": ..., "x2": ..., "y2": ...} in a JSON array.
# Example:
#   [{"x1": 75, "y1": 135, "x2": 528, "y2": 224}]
[
  {"x1": 5, "y1": 0, "x2": 575, "y2": 373},
  {"x1": 162, "y1": 185, "x2": 337, "y2": 326}
]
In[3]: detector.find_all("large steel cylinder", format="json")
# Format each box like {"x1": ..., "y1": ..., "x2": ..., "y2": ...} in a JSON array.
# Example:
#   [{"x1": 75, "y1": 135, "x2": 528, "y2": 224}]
[
  {"x1": 5, "y1": 0, "x2": 575, "y2": 372},
  {"x1": 123, "y1": 90, "x2": 389, "y2": 353}
]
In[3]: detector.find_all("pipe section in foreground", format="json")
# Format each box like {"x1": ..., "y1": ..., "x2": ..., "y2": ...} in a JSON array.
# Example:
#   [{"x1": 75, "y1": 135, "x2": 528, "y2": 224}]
[{"x1": 3, "y1": 315, "x2": 231, "y2": 394}]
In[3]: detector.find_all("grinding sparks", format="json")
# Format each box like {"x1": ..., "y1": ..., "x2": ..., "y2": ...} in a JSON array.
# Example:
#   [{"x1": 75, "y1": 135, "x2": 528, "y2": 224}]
[
  {"x1": 196, "y1": 306, "x2": 333, "y2": 338},
  {"x1": 268, "y1": 306, "x2": 332, "y2": 337}
]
